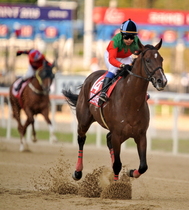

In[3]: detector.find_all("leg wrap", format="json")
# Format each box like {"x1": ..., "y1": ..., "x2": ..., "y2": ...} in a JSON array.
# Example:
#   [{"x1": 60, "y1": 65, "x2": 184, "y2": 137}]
[
  {"x1": 133, "y1": 169, "x2": 141, "y2": 178},
  {"x1": 114, "y1": 174, "x2": 119, "y2": 181},
  {"x1": 76, "y1": 150, "x2": 83, "y2": 171},
  {"x1": 110, "y1": 148, "x2": 115, "y2": 165}
]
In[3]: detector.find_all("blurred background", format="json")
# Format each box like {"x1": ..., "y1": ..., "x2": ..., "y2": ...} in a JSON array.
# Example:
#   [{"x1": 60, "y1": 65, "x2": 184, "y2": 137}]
[
  {"x1": 0, "y1": 0, "x2": 189, "y2": 154},
  {"x1": 0, "y1": 0, "x2": 189, "y2": 93}
]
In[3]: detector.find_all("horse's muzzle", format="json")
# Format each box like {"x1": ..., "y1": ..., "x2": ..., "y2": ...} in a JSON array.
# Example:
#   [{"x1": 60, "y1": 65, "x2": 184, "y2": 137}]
[{"x1": 151, "y1": 71, "x2": 167, "y2": 91}]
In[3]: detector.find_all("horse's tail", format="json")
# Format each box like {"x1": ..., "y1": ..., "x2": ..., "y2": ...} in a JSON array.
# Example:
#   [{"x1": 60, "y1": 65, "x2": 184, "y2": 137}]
[{"x1": 62, "y1": 89, "x2": 78, "y2": 108}]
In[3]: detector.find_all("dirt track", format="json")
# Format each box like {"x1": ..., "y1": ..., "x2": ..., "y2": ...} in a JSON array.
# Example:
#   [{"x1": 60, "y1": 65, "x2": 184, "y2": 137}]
[{"x1": 0, "y1": 139, "x2": 189, "y2": 210}]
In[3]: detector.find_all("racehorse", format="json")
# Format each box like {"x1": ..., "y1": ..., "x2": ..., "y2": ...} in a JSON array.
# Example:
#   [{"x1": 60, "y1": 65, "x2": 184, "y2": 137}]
[
  {"x1": 9, "y1": 61, "x2": 57, "y2": 151},
  {"x1": 63, "y1": 39, "x2": 167, "y2": 181}
]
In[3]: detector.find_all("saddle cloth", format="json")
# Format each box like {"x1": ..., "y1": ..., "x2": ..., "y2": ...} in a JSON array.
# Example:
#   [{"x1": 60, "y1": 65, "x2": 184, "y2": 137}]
[
  {"x1": 12, "y1": 78, "x2": 30, "y2": 107},
  {"x1": 89, "y1": 73, "x2": 121, "y2": 107}
]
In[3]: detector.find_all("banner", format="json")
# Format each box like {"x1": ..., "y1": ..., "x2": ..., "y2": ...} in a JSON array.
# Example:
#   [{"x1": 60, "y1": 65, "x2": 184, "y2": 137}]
[
  {"x1": 0, "y1": 19, "x2": 73, "y2": 41},
  {"x1": 0, "y1": 4, "x2": 72, "y2": 21},
  {"x1": 93, "y1": 7, "x2": 189, "y2": 26}
]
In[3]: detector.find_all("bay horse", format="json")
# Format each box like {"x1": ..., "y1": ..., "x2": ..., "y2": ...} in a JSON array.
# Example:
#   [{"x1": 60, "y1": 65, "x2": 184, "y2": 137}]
[
  {"x1": 63, "y1": 39, "x2": 167, "y2": 181},
  {"x1": 9, "y1": 61, "x2": 57, "y2": 151}
]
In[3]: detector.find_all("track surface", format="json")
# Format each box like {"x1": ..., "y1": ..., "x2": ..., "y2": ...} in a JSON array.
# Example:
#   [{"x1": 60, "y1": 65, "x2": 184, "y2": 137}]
[{"x1": 0, "y1": 139, "x2": 189, "y2": 210}]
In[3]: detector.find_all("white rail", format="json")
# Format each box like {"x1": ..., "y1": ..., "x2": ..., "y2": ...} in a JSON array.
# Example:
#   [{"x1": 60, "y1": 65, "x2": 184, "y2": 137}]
[{"x1": 0, "y1": 88, "x2": 189, "y2": 155}]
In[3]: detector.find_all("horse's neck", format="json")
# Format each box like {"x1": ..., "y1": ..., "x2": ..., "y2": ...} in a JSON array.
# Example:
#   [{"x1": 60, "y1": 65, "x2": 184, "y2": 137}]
[
  {"x1": 31, "y1": 77, "x2": 42, "y2": 90},
  {"x1": 121, "y1": 61, "x2": 149, "y2": 105},
  {"x1": 131, "y1": 59, "x2": 149, "y2": 92}
]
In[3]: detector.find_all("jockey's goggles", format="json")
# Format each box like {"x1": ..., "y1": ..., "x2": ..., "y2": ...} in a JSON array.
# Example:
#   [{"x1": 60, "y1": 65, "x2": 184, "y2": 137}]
[{"x1": 122, "y1": 34, "x2": 135, "y2": 40}]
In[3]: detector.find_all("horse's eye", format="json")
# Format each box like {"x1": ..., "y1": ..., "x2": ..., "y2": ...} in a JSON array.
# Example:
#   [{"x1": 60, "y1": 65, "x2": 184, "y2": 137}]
[{"x1": 146, "y1": 59, "x2": 150, "y2": 63}]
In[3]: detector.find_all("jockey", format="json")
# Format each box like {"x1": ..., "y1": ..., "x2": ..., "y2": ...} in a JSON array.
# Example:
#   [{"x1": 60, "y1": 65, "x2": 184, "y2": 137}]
[
  {"x1": 98, "y1": 19, "x2": 140, "y2": 106},
  {"x1": 15, "y1": 49, "x2": 51, "y2": 91}
]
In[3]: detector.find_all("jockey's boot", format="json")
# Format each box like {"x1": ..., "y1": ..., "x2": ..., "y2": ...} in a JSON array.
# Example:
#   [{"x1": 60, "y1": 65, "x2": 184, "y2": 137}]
[
  {"x1": 146, "y1": 93, "x2": 150, "y2": 100},
  {"x1": 98, "y1": 77, "x2": 112, "y2": 106},
  {"x1": 15, "y1": 79, "x2": 25, "y2": 91}
]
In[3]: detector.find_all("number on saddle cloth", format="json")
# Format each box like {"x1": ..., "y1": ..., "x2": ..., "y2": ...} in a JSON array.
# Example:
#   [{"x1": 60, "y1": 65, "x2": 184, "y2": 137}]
[{"x1": 89, "y1": 74, "x2": 121, "y2": 107}]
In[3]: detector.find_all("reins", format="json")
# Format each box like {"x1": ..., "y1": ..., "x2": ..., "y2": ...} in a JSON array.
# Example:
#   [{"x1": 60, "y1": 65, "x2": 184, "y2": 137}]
[
  {"x1": 126, "y1": 47, "x2": 162, "y2": 82},
  {"x1": 141, "y1": 47, "x2": 163, "y2": 81},
  {"x1": 28, "y1": 82, "x2": 48, "y2": 95}
]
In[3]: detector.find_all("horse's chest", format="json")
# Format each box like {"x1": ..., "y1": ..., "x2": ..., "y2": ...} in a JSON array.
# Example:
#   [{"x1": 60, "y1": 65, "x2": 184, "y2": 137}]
[
  {"x1": 29, "y1": 98, "x2": 49, "y2": 112},
  {"x1": 115, "y1": 108, "x2": 149, "y2": 132}
]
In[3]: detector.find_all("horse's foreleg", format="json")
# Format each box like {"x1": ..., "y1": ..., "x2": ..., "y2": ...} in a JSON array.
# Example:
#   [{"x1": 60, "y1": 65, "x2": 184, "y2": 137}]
[
  {"x1": 48, "y1": 124, "x2": 57, "y2": 143},
  {"x1": 128, "y1": 136, "x2": 148, "y2": 178},
  {"x1": 31, "y1": 121, "x2": 37, "y2": 142},
  {"x1": 112, "y1": 136, "x2": 122, "y2": 181},
  {"x1": 41, "y1": 109, "x2": 57, "y2": 143},
  {"x1": 106, "y1": 132, "x2": 114, "y2": 165},
  {"x1": 72, "y1": 135, "x2": 86, "y2": 181}
]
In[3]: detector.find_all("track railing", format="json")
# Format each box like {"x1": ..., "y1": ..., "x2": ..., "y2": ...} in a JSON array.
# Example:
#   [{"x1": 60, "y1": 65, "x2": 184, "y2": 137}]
[{"x1": 1, "y1": 88, "x2": 189, "y2": 155}]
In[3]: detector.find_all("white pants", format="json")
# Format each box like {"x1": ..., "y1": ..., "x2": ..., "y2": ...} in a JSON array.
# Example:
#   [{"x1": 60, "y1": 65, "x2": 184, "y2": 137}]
[
  {"x1": 104, "y1": 50, "x2": 133, "y2": 75},
  {"x1": 23, "y1": 64, "x2": 35, "y2": 80}
]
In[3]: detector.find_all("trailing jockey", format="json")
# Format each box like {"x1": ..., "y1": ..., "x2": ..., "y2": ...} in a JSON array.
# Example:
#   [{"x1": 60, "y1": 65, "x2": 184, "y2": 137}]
[{"x1": 15, "y1": 49, "x2": 51, "y2": 91}]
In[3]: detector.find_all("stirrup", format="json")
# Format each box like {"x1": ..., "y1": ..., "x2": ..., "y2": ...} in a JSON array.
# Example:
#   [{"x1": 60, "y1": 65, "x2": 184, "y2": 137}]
[
  {"x1": 98, "y1": 93, "x2": 107, "y2": 106},
  {"x1": 99, "y1": 92, "x2": 107, "y2": 102},
  {"x1": 146, "y1": 93, "x2": 150, "y2": 100}
]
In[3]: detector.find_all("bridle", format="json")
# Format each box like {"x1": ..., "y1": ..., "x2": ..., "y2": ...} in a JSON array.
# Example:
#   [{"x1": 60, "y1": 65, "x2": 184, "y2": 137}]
[
  {"x1": 29, "y1": 68, "x2": 54, "y2": 95},
  {"x1": 126, "y1": 46, "x2": 163, "y2": 82}
]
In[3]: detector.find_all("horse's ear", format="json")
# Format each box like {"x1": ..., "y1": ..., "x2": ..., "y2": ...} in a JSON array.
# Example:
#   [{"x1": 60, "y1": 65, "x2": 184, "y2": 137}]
[
  {"x1": 137, "y1": 38, "x2": 145, "y2": 51},
  {"x1": 155, "y1": 39, "x2": 162, "y2": 50}
]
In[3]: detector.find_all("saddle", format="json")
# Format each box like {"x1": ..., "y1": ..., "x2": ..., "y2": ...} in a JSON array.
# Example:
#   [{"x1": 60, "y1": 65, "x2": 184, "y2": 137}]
[{"x1": 12, "y1": 78, "x2": 30, "y2": 107}]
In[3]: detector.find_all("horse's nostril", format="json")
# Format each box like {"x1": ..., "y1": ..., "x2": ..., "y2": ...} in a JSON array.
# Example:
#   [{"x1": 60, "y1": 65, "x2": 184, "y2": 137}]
[{"x1": 157, "y1": 79, "x2": 162, "y2": 84}]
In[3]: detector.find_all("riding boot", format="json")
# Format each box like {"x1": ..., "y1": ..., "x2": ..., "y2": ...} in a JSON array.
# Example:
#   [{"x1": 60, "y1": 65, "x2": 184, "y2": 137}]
[
  {"x1": 98, "y1": 77, "x2": 112, "y2": 106},
  {"x1": 146, "y1": 93, "x2": 150, "y2": 100},
  {"x1": 15, "y1": 79, "x2": 25, "y2": 91}
]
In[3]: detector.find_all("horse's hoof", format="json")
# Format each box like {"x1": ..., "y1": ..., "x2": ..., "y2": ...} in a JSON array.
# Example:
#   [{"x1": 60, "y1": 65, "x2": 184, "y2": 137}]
[
  {"x1": 19, "y1": 144, "x2": 29, "y2": 152},
  {"x1": 49, "y1": 136, "x2": 57, "y2": 144},
  {"x1": 127, "y1": 169, "x2": 135, "y2": 177},
  {"x1": 127, "y1": 169, "x2": 140, "y2": 178},
  {"x1": 19, "y1": 144, "x2": 25, "y2": 152},
  {"x1": 72, "y1": 171, "x2": 82, "y2": 181},
  {"x1": 32, "y1": 138, "x2": 37, "y2": 143}
]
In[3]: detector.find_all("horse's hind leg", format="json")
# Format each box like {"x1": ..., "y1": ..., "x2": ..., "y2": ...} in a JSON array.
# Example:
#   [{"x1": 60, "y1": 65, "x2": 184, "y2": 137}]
[
  {"x1": 72, "y1": 115, "x2": 93, "y2": 181},
  {"x1": 10, "y1": 99, "x2": 26, "y2": 151},
  {"x1": 106, "y1": 132, "x2": 114, "y2": 165},
  {"x1": 72, "y1": 135, "x2": 86, "y2": 181},
  {"x1": 10, "y1": 99, "x2": 22, "y2": 133}
]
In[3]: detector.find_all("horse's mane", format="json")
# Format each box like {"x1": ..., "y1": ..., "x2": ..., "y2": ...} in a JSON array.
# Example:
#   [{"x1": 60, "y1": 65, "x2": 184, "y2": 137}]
[{"x1": 134, "y1": 44, "x2": 156, "y2": 56}]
